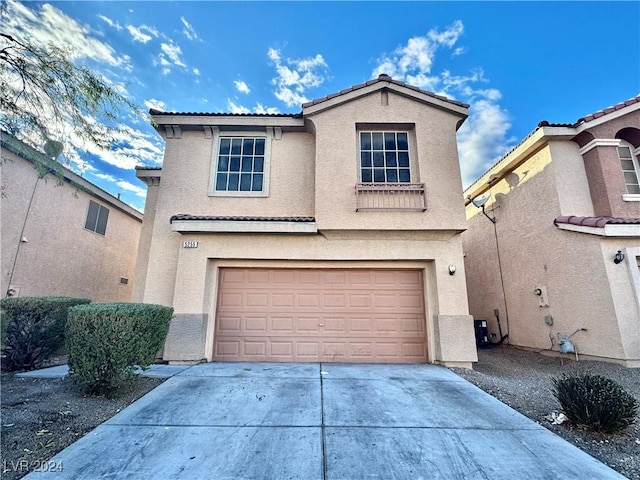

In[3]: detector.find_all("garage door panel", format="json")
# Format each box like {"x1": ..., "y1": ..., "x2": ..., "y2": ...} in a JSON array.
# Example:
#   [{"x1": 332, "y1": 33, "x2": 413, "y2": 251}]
[{"x1": 214, "y1": 268, "x2": 427, "y2": 363}]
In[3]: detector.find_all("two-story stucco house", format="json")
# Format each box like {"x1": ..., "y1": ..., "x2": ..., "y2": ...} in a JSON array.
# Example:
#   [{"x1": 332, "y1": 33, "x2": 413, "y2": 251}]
[
  {"x1": 1, "y1": 132, "x2": 143, "y2": 301},
  {"x1": 133, "y1": 74, "x2": 478, "y2": 367},
  {"x1": 463, "y1": 96, "x2": 640, "y2": 367}
]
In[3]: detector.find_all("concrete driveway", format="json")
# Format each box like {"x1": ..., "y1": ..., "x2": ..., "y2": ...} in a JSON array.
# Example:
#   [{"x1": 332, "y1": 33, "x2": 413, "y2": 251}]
[{"x1": 25, "y1": 363, "x2": 623, "y2": 479}]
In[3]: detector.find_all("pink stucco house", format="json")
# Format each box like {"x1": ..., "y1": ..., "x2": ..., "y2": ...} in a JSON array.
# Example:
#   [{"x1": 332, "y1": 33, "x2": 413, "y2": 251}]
[
  {"x1": 133, "y1": 74, "x2": 478, "y2": 367},
  {"x1": 1, "y1": 132, "x2": 143, "y2": 301},
  {"x1": 463, "y1": 96, "x2": 640, "y2": 367}
]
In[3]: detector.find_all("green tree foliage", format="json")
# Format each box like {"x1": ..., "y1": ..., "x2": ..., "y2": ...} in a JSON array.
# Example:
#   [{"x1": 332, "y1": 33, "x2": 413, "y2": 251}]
[{"x1": 0, "y1": 30, "x2": 141, "y2": 161}]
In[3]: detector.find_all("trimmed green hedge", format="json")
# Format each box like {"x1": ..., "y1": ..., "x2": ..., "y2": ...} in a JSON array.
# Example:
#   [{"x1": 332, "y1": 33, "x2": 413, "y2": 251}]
[
  {"x1": 66, "y1": 303, "x2": 173, "y2": 395},
  {"x1": 0, "y1": 296, "x2": 91, "y2": 371}
]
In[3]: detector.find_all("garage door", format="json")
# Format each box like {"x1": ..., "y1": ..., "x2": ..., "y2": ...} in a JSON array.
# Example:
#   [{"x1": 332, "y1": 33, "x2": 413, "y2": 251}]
[{"x1": 214, "y1": 268, "x2": 427, "y2": 363}]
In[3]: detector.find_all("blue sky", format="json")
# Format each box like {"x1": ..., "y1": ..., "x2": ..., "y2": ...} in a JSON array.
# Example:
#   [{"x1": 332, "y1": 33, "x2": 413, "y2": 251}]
[{"x1": 5, "y1": 1, "x2": 640, "y2": 211}]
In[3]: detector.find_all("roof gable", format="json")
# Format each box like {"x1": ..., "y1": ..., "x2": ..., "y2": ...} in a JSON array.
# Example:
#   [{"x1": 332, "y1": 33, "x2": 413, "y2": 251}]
[{"x1": 302, "y1": 74, "x2": 469, "y2": 118}]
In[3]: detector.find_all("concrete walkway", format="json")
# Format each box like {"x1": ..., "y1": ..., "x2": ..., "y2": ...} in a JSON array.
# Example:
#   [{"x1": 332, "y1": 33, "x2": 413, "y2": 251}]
[{"x1": 25, "y1": 363, "x2": 623, "y2": 479}]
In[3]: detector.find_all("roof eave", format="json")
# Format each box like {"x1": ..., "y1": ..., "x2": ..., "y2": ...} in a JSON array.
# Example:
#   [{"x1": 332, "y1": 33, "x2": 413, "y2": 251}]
[{"x1": 302, "y1": 81, "x2": 468, "y2": 118}]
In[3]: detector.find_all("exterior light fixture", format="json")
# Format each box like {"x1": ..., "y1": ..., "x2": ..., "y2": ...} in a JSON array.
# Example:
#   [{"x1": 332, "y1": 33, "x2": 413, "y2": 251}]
[
  {"x1": 614, "y1": 250, "x2": 625, "y2": 264},
  {"x1": 448, "y1": 265, "x2": 456, "y2": 275}
]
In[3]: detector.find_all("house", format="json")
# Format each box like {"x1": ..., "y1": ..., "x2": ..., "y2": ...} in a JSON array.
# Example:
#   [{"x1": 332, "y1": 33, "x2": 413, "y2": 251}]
[
  {"x1": 463, "y1": 96, "x2": 640, "y2": 367},
  {"x1": 133, "y1": 74, "x2": 478, "y2": 367},
  {"x1": 1, "y1": 132, "x2": 143, "y2": 302}
]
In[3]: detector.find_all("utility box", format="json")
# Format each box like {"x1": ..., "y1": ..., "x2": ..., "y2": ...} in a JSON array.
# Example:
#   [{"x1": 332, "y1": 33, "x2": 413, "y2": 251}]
[{"x1": 473, "y1": 319, "x2": 492, "y2": 349}]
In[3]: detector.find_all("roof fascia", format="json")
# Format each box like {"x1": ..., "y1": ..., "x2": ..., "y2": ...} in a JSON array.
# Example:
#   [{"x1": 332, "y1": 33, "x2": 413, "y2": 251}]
[
  {"x1": 555, "y1": 223, "x2": 640, "y2": 237},
  {"x1": 464, "y1": 125, "x2": 576, "y2": 204},
  {"x1": 303, "y1": 82, "x2": 468, "y2": 118},
  {"x1": 151, "y1": 114, "x2": 305, "y2": 128}
]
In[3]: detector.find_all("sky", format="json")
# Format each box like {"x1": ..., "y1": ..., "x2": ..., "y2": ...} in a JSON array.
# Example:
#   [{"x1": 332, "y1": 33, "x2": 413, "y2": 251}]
[{"x1": 4, "y1": 0, "x2": 640, "y2": 211}]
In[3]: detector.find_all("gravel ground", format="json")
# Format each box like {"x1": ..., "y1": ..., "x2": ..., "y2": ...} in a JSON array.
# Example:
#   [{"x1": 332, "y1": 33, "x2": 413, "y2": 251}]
[
  {"x1": 1, "y1": 368, "x2": 163, "y2": 480},
  {"x1": 452, "y1": 345, "x2": 640, "y2": 480}
]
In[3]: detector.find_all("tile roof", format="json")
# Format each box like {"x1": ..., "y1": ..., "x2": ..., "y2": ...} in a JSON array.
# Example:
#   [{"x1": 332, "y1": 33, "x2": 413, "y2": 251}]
[
  {"x1": 135, "y1": 165, "x2": 162, "y2": 170},
  {"x1": 578, "y1": 95, "x2": 640, "y2": 123},
  {"x1": 170, "y1": 214, "x2": 316, "y2": 224},
  {"x1": 149, "y1": 109, "x2": 302, "y2": 117},
  {"x1": 302, "y1": 74, "x2": 469, "y2": 109},
  {"x1": 554, "y1": 216, "x2": 640, "y2": 228}
]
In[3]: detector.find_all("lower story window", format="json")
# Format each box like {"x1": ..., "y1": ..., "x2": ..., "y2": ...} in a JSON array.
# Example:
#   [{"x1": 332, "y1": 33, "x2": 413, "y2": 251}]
[{"x1": 215, "y1": 137, "x2": 265, "y2": 192}]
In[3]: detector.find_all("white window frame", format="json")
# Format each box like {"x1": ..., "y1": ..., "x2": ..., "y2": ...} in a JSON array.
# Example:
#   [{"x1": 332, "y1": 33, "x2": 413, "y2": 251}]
[
  {"x1": 209, "y1": 130, "x2": 272, "y2": 197},
  {"x1": 619, "y1": 143, "x2": 640, "y2": 200},
  {"x1": 358, "y1": 130, "x2": 415, "y2": 184}
]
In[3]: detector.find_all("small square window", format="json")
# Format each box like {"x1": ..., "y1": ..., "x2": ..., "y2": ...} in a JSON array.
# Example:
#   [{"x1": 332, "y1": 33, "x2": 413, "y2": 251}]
[{"x1": 85, "y1": 200, "x2": 109, "y2": 235}]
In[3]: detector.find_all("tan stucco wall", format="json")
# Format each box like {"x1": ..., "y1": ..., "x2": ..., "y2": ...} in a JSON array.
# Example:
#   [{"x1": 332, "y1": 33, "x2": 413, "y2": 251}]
[
  {"x1": 135, "y1": 90, "x2": 476, "y2": 366},
  {"x1": 463, "y1": 142, "x2": 640, "y2": 366},
  {"x1": 1, "y1": 149, "x2": 141, "y2": 301},
  {"x1": 308, "y1": 91, "x2": 467, "y2": 231},
  {"x1": 157, "y1": 231, "x2": 475, "y2": 366}
]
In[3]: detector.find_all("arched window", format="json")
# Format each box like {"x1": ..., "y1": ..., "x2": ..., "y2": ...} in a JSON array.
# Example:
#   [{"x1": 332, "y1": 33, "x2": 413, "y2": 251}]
[{"x1": 618, "y1": 142, "x2": 640, "y2": 194}]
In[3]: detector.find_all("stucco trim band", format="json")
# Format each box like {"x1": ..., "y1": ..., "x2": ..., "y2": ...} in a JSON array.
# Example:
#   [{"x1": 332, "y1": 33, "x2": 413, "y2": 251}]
[
  {"x1": 171, "y1": 219, "x2": 318, "y2": 234},
  {"x1": 555, "y1": 223, "x2": 640, "y2": 237}
]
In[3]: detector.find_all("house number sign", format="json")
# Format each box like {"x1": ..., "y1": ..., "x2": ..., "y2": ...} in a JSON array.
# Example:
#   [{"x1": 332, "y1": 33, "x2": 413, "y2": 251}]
[{"x1": 183, "y1": 241, "x2": 199, "y2": 248}]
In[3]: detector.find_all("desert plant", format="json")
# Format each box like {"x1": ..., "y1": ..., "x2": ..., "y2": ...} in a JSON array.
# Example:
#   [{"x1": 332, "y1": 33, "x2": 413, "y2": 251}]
[
  {"x1": 552, "y1": 374, "x2": 638, "y2": 433},
  {"x1": 66, "y1": 302, "x2": 173, "y2": 395},
  {"x1": 0, "y1": 296, "x2": 91, "y2": 371}
]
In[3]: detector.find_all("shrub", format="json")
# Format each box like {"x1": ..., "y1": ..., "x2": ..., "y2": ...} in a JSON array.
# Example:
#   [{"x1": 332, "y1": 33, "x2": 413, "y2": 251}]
[
  {"x1": 66, "y1": 303, "x2": 173, "y2": 395},
  {"x1": 552, "y1": 374, "x2": 638, "y2": 433},
  {"x1": 0, "y1": 296, "x2": 91, "y2": 371}
]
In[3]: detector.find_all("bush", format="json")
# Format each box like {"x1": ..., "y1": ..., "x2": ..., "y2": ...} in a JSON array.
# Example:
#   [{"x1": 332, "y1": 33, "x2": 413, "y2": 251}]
[
  {"x1": 66, "y1": 303, "x2": 173, "y2": 395},
  {"x1": 1, "y1": 296, "x2": 91, "y2": 371},
  {"x1": 552, "y1": 374, "x2": 638, "y2": 433}
]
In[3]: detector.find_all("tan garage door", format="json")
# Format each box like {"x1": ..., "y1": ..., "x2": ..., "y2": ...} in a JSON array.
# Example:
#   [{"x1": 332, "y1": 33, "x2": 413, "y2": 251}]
[{"x1": 214, "y1": 268, "x2": 427, "y2": 363}]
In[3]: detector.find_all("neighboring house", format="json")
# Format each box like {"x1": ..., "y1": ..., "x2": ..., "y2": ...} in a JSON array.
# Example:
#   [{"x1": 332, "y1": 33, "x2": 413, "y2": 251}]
[
  {"x1": 463, "y1": 96, "x2": 640, "y2": 367},
  {"x1": 1, "y1": 132, "x2": 143, "y2": 302},
  {"x1": 133, "y1": 74, "x2": 478, "y2": 367}
]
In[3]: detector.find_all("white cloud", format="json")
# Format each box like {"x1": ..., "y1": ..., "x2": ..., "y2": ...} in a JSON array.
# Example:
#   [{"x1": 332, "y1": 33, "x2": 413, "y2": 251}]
[
  {"x1": 193, "y1": 67, "x2": 201, "y2": 76},
  {"x1": 159, "y1": 40, "x2": 186, "y2": 68},
  {"x1": 180, "y1": 16, "x2": 199, "y2": 41},
  {"x1": 93, "y1": 173, "x2": 148, "y2": 198},
  {"x1": 254, "y1": 103, "x2": 280, "y2": 115},
  {"x1": 234, "y1": 80, "x2": 251, "y2": 94},
  {"x1": 3, "y1": 0, "x2": 126, "y2": 68},
  {"x1": 126, "y1": 25, "x2": 152, "y2": 43},
  {"x1": 227, "y1": 100, "x2": 280, "y2": 115},
  {"x1": 97, "y1": 15, "x2": 122, "y2": 31},
  {"x1": 227, "y1": 100, "x2": 252, "y2": 114},
  {"x1": 268, "y1": 48, "x2": 328, "y2": 107},
  {"x1": 372, "y1": 21, "x2": 516, "y2": 187},
  {"x1": 457, "y1": 100, "x2": 515, "y2": 187},
  {"x1": 144, "y1": 99, "x2": 167, "y2": 111}
]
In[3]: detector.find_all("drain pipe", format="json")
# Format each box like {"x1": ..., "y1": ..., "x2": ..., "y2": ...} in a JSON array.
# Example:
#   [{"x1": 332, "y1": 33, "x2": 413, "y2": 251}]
[{"x1": 491, "y1": 308, "x2": 509, "y2": 345}]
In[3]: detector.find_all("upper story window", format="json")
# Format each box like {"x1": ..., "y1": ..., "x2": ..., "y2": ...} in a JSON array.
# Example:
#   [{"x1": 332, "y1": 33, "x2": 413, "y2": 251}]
[
  {"x1": 618, "y1": 144, "x2": 640, "y2": 194},
  {"x1": 85, "y1": 200, "x2": 109, "y2": 236},
  {"x1": 214, "y1": 136, "x2": 268, "y2": 195},
  {"x1": 359, "y1": 131, "x2": 410, "y2": 183}
]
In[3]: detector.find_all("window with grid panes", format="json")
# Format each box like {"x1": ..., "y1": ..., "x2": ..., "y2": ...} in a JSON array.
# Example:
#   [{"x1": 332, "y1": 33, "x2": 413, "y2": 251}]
[
  {"x1": 215, "y1": 137, "x2": 265, "y2": 192},
  {"x1": 359, "y1": 132, "x2": 410, "y2": 183},
  {"x1": 618, "y1": 144, "x2": 640, "y2": 194}
]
